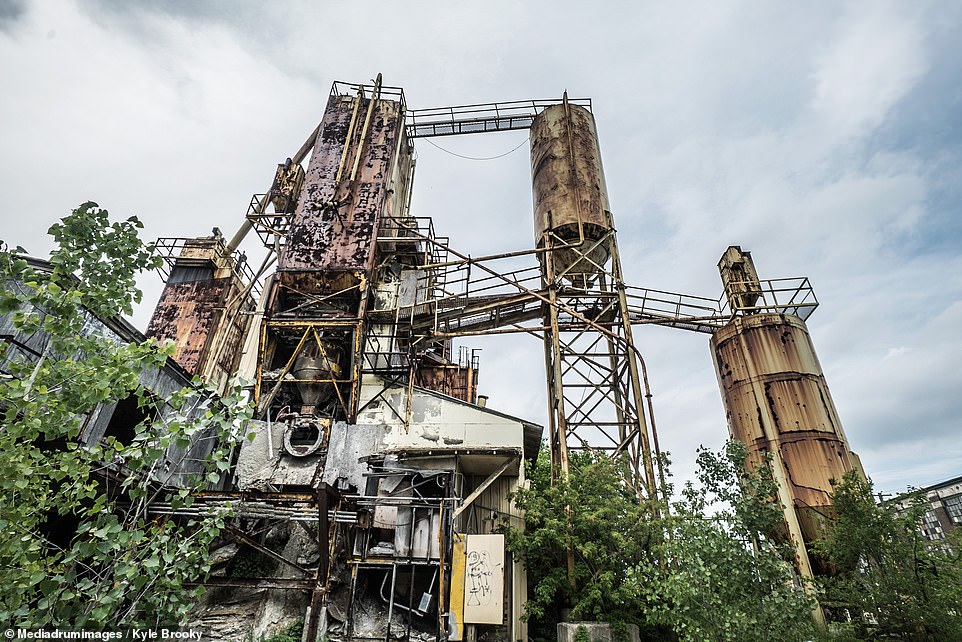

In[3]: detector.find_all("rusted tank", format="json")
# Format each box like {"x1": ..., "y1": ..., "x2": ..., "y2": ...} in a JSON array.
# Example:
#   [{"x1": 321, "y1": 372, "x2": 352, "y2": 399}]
[
  {"x1": 711, "y1": 311, "x2": 862, "y2": 556},
  {"x1": 530, "y1": 102, "x2": 612, "y2": 279}
]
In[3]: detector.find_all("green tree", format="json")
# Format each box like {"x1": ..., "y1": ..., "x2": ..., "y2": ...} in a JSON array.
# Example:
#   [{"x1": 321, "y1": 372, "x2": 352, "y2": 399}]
[
  {"x1": 503, "y1": 450, "x2": 668, "y2": 641},
  {"x1": 636, "y1": 441, "x2": 819, "y2": 642},
  {"x1": 817, "y1": 471, "x2": 962, "y2": 640},
  {"x1": 504, "y1": 441, "x2": 818, "y2": 642},
  {"x1": 0, "y1": 203, "x2": 252, "y2": 626}
]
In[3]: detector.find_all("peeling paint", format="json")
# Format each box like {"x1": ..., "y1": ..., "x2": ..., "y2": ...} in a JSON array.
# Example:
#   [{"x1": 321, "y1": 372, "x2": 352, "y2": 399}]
[
  {"x1": 146, "y1": 235, "x2": 253, "y2": 393},
  {"x1": 147, "y1": 278, "x2": 229, "y2": 375},
  {"x1": 530, "y1": 103, "x2": 611, "y2": 275},
  {"x1": 280, "y1": 95, "x2": 405, "y2": 274}
]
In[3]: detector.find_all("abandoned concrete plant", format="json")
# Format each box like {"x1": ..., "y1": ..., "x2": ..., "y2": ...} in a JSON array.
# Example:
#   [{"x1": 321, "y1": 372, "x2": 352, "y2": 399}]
[{"x1": 123, "y1": 76, "x2": 862, "y2": 639}]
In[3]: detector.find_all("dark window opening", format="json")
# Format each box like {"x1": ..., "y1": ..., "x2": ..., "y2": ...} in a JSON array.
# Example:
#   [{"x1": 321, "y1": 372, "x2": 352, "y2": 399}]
[
  {"x1": 412, "y1": 472, "x2": 448, "y2": 499},
  {"x1": 43, "y1": 503, "x2": 80, "y2": 552},
  {"x1": 168, "y1": 265, "x2": 214, "y2": 284},
  {"x1": 380, "y1": 565, "x2": 439, "y2": 617},
  {"x1": 103, "y1": 393, "x2": 154, "y2": 447}
]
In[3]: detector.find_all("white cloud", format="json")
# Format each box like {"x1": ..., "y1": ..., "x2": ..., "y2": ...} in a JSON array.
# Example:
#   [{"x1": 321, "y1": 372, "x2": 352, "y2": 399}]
[{"x1": 811, "y1": 2, "x2": 927, "y2": 140}]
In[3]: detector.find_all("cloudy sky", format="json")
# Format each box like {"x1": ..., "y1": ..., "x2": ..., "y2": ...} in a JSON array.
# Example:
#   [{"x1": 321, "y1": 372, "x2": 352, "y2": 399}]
[{"x1": 2, "y1": 0, "x2": 960, "y2": 495}]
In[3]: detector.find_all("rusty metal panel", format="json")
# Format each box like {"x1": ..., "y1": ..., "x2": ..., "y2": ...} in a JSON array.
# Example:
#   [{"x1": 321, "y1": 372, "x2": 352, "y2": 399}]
[
  {"x1": 780, "y1": 436, "x2": 852, "y2": 511},
  {"x1": 718, "y1": 246, "x2": 761, "y2": 311},
  {"x1": 270, "y1": 160, "x2": 305, "y2": 214},
  {"x1": 146, "y1": 272, "x2": 252, "y2": 390},
  {"x1": 147, "y1": 278, "x2": 229, "y2": 375},
  {"x1": 416, "y1": 364, "x2": 477, "y2": 403},
  {"x1": 781, "y1": 435, "x2": 853, "y2": 548},
  {"x1": 713, "y1": 313, "x2": 823, "y2": 384},
  {"x1": 718, "y1": 382, "x2": 766, "y2": 444},
  {"x1": 530, "y1": 103, "x2": 611, "y2": 241},
  {"x1": 280, "y1": 94, "x2": 405, "y2": 274},
  {"x1": 764, "y1": 377, "x2": 840, "y2": 433},
  {"x1": 207, "y1": 291, "x2": 254, "y2": 391}
]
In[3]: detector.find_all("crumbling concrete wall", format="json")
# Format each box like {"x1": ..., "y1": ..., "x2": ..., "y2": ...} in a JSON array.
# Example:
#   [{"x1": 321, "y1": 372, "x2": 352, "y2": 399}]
[{"x1": 189, "y1": 525, "x2": 313, "y2": 641}]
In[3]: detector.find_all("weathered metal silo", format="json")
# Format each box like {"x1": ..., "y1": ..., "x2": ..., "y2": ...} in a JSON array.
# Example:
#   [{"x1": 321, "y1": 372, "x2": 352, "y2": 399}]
[
  {"x1": 529, "y1": 96, "x2": 658, "y2": 502},
  {"x1": 711, "y1": 246, "x2": 863, "y2": 577},
  {"x1": 530, "y1": 100, "x2": 612, "y2": 281}
]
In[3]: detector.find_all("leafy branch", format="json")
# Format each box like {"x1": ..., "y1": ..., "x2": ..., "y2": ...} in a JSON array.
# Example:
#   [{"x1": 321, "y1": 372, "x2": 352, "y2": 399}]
[{"x1": 0, "y1": 203, "x2": 253, "y2": 626}]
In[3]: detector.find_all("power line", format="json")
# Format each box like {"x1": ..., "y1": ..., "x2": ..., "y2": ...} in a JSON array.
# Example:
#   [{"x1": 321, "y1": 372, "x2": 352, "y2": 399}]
[{"x1": 421, "y1": 136, "x2": 529, "y2": 161}]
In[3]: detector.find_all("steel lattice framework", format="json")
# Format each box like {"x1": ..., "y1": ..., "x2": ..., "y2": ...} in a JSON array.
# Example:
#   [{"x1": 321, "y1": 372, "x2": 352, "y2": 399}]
[{"x1": 540, "y1": 225, "x2": 658, "y2": 496}]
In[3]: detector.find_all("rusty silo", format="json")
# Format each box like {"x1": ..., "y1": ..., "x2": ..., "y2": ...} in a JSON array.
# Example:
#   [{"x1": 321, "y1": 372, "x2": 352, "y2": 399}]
[
  {"x1": 135, "y1": 75, "x2": 875, "y2": 637},
  {"x1": 530, "y1": 100, "x2": 612, "y2": 283},
  {"x1": 711, "y1": 246, "x2": 863, "y2": 576},
  {"x1": 529, "y1": 95, "x2": 658, "y2": 500}
]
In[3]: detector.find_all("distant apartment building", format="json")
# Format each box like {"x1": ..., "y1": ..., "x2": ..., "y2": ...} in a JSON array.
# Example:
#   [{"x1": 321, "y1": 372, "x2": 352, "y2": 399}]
[{"x1": 895, "y1": 475, "x2": 962, "y2": 541}]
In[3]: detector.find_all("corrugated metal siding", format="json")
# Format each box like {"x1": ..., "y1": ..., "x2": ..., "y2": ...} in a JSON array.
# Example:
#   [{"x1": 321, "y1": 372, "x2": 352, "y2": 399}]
[{"x1": 2, "y1": 271, "x2": 226, "y2": 487}]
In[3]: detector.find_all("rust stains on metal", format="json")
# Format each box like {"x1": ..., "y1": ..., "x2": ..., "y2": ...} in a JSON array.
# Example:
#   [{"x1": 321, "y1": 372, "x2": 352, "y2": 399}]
[
  {"x1": 718, "y1": 246, "x2": 762, "y2": 312},
  {"x1": 416, "y1": 364, "x2": 478, "y2": 403},
  {"x1": 147, "y1": 278, "x2": 229, "y2": 375},
  {"x1": 280, "y1": 93, "x2": 406, "y2": 274},
  {"x1": 711, "y1": 311, "x2": 859, "y2": 546},
  {"x1": 271, "y1": 270, "x2": 364, "y2": 313},
  {"x1": 261, "y1": 85, "x2": 410, "y2": 424},
  {"x1": 147, "y1": 235, "x2": 254, "y2": 391},
  {"x1": 530, "y1": 101, "x2": 611, "y2": 277},
  {"x1": 270, "y1": 159, "x2": 306, "y2": 214}
]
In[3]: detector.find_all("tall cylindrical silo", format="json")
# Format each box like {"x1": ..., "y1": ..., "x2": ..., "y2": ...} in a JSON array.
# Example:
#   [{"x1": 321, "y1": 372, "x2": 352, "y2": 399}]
[
  {"x1": 530, "y1": 101, "x2": 613, "y2": 280},
  {"x1": 712, "y1": 286, "x2": 864, "y2": 579}
]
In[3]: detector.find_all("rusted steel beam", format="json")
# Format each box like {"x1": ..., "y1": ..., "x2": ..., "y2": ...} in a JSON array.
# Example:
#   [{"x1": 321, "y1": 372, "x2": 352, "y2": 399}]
[
  {"x1": 265, "y1": 319, "x2": 362, "y2": 329},
  {"x1": 405, "y1": 98, "x2": 591, "y2": 139},
  {"x1": 304, "y1": 484, "x2": 340, "y2": 642},
  {"x1": 415, "y1": 364, "x2": 478, "y2": 403},
  {"x1": 193, "y1": 490, "x2": 314, "y2": 504}
]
